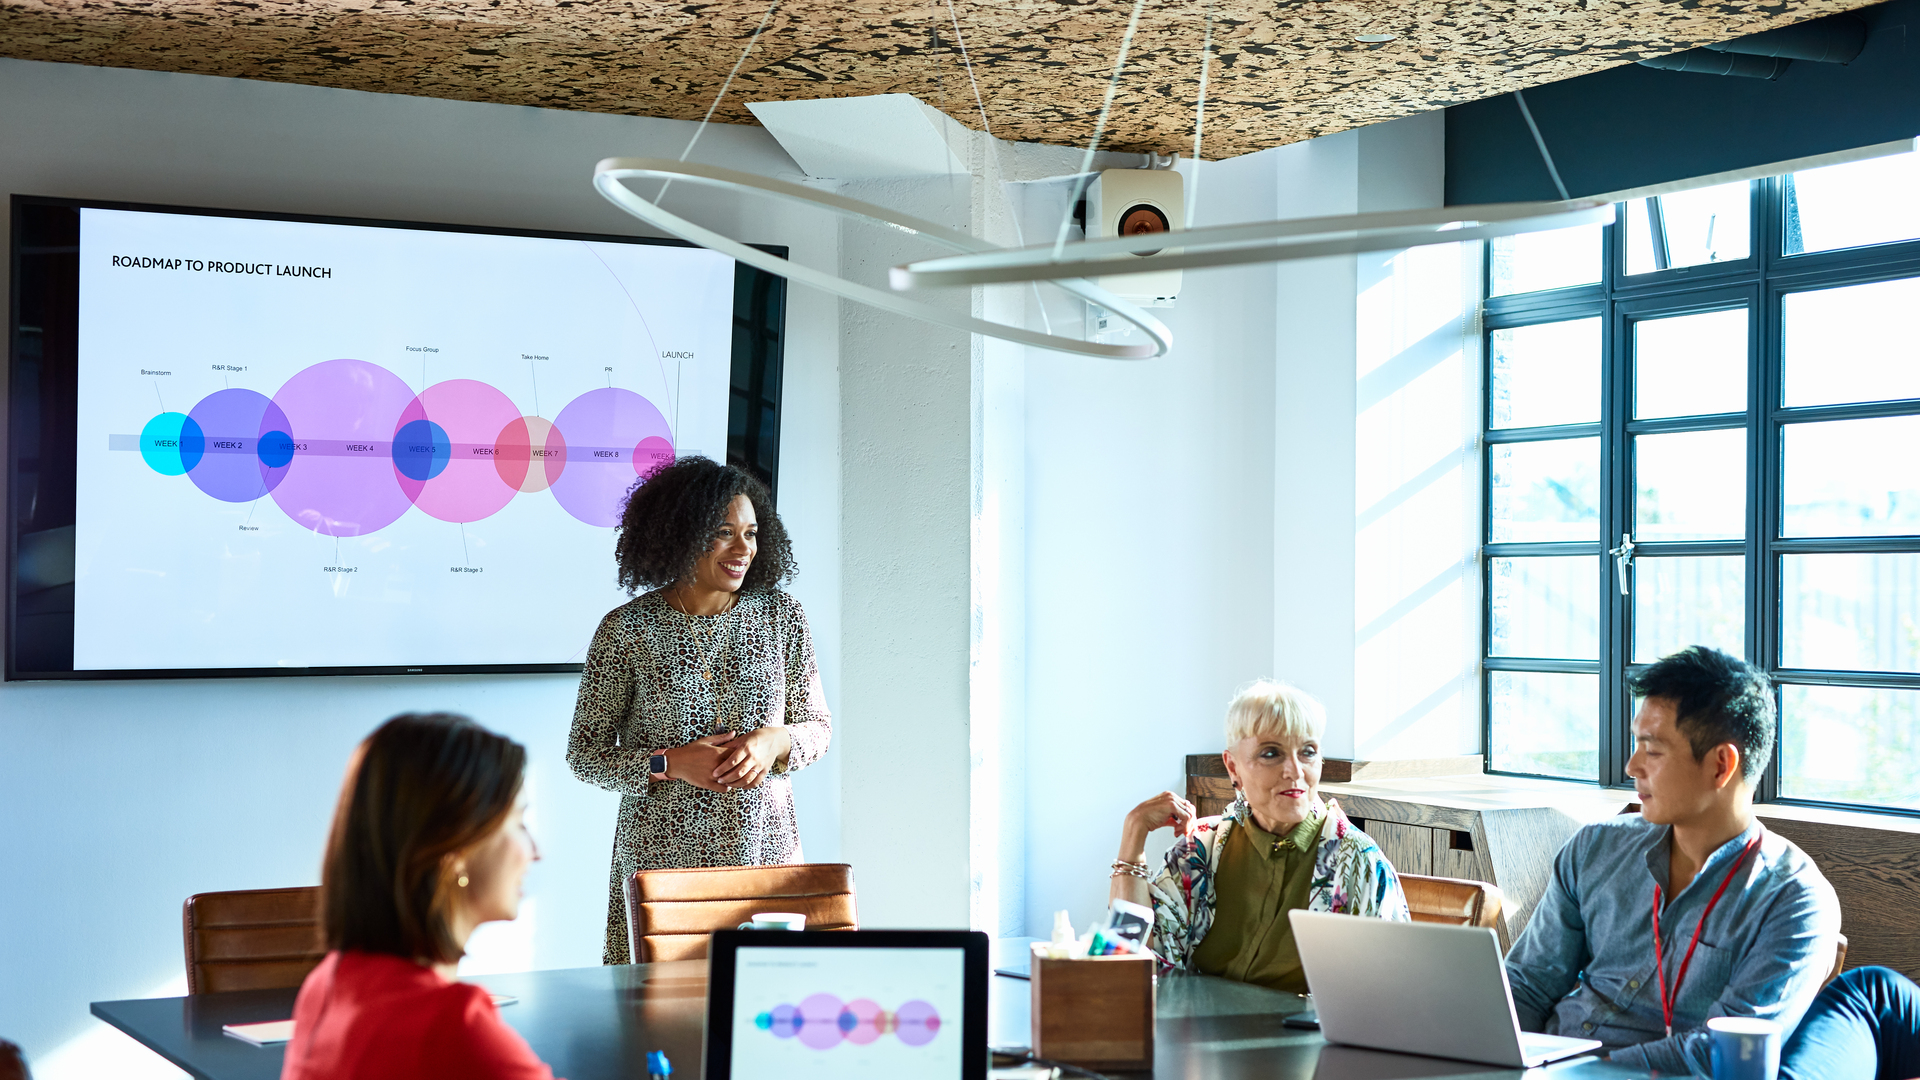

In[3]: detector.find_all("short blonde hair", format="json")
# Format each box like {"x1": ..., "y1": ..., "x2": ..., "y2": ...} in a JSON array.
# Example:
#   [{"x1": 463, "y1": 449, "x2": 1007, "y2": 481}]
[{"x1": 1224, "y1": 680, "x2": 1326, "y2": 748}]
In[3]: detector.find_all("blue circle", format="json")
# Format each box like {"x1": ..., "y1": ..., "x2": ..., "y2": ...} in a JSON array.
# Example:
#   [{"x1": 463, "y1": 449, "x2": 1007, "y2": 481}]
[
  {"x1": 257, "y1": 429, "x2": 297, "y2": 469},
  {"x1": 178, "y1": 416, "x2": 206, "y2": 473},
  {"x1": 392, "y1": 419, "x2": 451, "y2": 481},
  {"x1": 838, "y1": 1010, "x2": 857, "y2": 1033},
  {"x1": 138, "y1": 412, "x2": 194, "y2": 476}
]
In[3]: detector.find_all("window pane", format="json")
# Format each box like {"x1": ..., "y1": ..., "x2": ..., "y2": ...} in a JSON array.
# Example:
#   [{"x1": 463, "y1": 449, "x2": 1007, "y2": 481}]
[
  {"x1": 1782, "y1": 278, "x2": 1920, "y2": 407},
  {"x1": 1490, "y1": 224, "x2": 1602, "y2": 296},
  {"x1": 1785, "y1": 153, "x2": 1920, "y2": 255},
  {"x1": 1491, "y1": 318, "x2": 1601, "y2": 428},
  {"x1": 1779, "y1": 684, "x2": 1920, "y2": 810},
  {"x1": 1624, "y1": 181, "x2": 1752, "y2": 275},
  {"x1": 1636, "y1": 428, "x2": 1746, "y2": 541},
  {"x1": 1633, "y1": 556, "x2": 1744, "y2": 663},
  {"x1": 1490, "y1": 671, "x2": 1598, "y2": 780},
  {"x1": 1491, "y1": 438, "x2": 1600, "y2": 543},
  {"x1": 1634, "y1": 308, "x2": 1747, "y2": 419},
  {"x1": 1782, "y1": 553, "x2": 1920, "y2": 673},
  {"x1": 1782, "y1": 417, "x2": 1920, "y2": 537},
  {"x1": 1491, "y1": 557, "x2": 1599, "y2": 660}
]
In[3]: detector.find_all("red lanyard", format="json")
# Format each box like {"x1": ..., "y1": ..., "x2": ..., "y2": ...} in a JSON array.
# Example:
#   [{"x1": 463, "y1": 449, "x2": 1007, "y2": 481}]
[{"x1": 1651, "y1": 832, "x2": 1762, "y2": 1037}]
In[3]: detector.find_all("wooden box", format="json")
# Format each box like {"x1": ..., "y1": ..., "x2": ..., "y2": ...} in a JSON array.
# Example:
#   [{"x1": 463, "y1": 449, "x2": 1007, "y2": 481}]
[{"x1": 1029, "y1": 945, "x2": 1155, "y2": 1070}]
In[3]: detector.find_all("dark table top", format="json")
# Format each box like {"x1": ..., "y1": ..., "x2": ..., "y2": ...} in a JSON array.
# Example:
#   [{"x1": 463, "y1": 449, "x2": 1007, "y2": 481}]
[{"x1": 94, "y1": 961, "x2": 1659, "y2": 1080}]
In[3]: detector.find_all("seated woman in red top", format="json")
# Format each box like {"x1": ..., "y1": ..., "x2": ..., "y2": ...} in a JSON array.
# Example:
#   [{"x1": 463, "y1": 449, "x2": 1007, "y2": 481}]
[{"x1": 283, "y1": 712, "x2": 553, "y2": 1080}]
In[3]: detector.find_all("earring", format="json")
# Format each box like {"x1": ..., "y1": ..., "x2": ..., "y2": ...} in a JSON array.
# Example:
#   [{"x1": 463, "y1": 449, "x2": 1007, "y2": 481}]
[{"x1": 457, "y1": 873, "x2": 469, "y2": 888}]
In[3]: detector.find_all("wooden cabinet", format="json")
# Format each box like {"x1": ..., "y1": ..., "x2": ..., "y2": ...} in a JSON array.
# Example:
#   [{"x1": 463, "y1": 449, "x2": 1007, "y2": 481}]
[{"x1": 1323, "y1": 778, "x2": 1626, "y2": 950}]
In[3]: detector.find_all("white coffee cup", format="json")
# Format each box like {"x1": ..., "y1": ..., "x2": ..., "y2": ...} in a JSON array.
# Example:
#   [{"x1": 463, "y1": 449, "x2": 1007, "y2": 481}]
[
  {"x1": 738, "y1": 912, "x2": 806, "y2": 931},
  {"x1": 1708, "y1": 1016, "x2": 1782, "y2": 1080}
]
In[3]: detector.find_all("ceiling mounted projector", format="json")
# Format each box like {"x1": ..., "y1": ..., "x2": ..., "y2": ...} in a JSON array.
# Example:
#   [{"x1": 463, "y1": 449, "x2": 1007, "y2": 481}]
[{"x1": 1087, "y1": 169, "x2": 1183, "y2": 308}]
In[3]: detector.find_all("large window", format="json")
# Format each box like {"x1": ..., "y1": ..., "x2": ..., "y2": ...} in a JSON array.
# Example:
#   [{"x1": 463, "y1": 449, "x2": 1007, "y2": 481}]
[{"x1": 1482, "y1": 154, "x2": 1920, "y2": 814}]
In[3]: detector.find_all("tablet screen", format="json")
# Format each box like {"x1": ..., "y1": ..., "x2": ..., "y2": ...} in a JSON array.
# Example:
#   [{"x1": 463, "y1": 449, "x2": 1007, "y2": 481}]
[{"x1": 729, "y1": 945, "x2": 967, "y2": 1080}]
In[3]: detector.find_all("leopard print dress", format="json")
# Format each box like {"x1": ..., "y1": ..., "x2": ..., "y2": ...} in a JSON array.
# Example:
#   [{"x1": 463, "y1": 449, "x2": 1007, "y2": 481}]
[{"x1": 566, "y1": 588, "x2": 832, "y2": 965}]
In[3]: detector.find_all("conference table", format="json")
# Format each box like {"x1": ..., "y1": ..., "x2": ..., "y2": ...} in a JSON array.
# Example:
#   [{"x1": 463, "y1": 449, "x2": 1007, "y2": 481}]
[{"x1": 93, "y1": 956, "x2": 1660, "y2": 1080}]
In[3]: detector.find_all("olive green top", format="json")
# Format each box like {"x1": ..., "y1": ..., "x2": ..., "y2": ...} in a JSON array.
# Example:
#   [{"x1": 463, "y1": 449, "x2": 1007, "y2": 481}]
[{"x1": 1189, "y1": 810, "x2": 1323, "y2": 992}]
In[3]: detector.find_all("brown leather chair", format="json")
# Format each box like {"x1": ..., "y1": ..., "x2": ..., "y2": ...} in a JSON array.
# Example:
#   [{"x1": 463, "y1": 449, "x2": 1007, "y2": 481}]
[
  {"x1": 1398, "y1": 873, "x2": 1504, "y2": 931},
  {"x1": 0, "y1": 1038, "x2": 30, "y2": 1080},
  {"x1": 624, "y1": 864, "x2": 857, "y2": 963},
  {"x1": 183, "y1": 886, "x2": 327, "y2": 993}
]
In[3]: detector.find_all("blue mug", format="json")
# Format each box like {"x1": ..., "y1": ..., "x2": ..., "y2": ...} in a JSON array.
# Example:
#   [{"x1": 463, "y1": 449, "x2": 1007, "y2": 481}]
[{"x1": 1708, "y1": 1017, "x2": 1782, "y2": 1080}]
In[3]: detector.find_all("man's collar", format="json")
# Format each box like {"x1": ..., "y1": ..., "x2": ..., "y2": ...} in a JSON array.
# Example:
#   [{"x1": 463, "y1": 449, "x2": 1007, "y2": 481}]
[{"x1": 1641, "y1": 816, "x2": 1766, "y2": 895}]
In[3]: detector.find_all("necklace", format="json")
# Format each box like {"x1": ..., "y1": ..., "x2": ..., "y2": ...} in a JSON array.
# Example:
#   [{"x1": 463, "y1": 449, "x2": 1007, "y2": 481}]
[{"x1": 669, "y1": 587, "x2": 739, "y2": 684}]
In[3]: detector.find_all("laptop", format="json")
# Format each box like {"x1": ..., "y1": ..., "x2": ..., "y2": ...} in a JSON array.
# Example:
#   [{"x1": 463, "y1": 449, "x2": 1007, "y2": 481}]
[
  {"x1": 1289, "y1": 910, "x2": 1603, "y2": 1068},
  {"x1": 704, "y1": 929, "x2": 990, "y2": 1080}
]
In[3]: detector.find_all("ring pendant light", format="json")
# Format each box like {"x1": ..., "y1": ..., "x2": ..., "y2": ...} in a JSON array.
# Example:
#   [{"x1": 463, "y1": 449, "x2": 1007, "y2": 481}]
[
  {"x1": 593, "y1": 158, "x2": 1176, "y2": 360},
  {"x1": 891, "y1": 198, "x2": 1616, "y2": 290}
]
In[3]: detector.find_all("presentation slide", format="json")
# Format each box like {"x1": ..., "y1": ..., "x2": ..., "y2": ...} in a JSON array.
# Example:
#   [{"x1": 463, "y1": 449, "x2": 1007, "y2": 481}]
[
  {"x1": 72, "y1": 207, "x2": 734, "y2": 671},
  {"x1": 730, "y1": 946, "x2": 966, "y2": 1080}
]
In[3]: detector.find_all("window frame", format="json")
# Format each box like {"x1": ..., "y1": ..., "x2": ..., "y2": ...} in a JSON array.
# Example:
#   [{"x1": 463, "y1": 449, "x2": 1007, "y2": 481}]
[{"x1": 1481, "y1": 174, "x2": 1920, "y2": 816}]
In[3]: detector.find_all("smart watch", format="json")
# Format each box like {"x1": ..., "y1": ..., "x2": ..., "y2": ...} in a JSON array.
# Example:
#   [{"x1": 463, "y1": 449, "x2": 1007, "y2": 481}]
[{"x1": 649, "y1": 750, "x2": 670, "y2": 780}]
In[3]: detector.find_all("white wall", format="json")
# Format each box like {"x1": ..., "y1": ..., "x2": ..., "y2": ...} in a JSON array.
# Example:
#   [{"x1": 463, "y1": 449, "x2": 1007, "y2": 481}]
[
  {"x1": 1016, "y1": 112, "x2": 1483, "y2": 933},
  {"x1": 1351, "y1": 112, "x2": 1484, "y2": 761},
  {"x1": 1020, "y1": 148, "x2": 1282, "y2": 936},
  {"x1": 832, "y1": 173, "x2": 977, "y2": 928},
  {"x1": 0, "y1": 57, "x2": 844, "y2": 1073}
]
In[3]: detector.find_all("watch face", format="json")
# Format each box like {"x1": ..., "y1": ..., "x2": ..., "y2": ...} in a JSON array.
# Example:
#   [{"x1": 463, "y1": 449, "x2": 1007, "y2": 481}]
[{"x1": 651, "y1": 753, "x2": 668, "y2": 775}]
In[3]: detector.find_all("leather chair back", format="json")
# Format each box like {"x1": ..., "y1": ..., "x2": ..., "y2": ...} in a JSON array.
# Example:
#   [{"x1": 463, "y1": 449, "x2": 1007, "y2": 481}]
[
  {"x1": 1398, "y1": 873, "x2": 1504, "y2": 931},
  {"x1": 624, "y1": 864, "x2": 857, "y2": 963},
  {"x1": 0, "y1": 1038, "x2": 30, "y2": 1080},
  {"x1": 183, "y1": 886, "x2": 326, "y2": 993},
  {"x1": 1827, "y1": 934, "x2": 1849, "y2": 987}
]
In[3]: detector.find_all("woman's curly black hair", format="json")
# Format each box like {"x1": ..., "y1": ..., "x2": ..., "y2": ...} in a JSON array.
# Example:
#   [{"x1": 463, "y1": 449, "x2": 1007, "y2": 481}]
[{"x1": 613, "y1": 455, "x2": 795, "y2": 595}]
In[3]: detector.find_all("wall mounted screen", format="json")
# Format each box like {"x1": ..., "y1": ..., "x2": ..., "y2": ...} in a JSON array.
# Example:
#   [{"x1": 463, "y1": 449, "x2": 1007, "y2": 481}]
[{"x1": 8, "y1": 196, "x2": 787, "y2": 679}]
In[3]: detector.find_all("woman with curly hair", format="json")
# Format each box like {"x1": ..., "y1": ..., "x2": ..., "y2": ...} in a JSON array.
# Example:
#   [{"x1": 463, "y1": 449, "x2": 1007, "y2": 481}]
[
  {"x1": 1109, "y1": 681, "x2": 1408, "y2": 991},
  {"x1": 566, "y1": 455, "x2": 831, "y2": 966}
]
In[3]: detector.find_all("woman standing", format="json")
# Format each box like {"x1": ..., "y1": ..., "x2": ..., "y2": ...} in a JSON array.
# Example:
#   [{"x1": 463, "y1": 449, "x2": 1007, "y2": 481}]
[{"x1": 567, "y1": 455, "x2": 830, "y2": 966}]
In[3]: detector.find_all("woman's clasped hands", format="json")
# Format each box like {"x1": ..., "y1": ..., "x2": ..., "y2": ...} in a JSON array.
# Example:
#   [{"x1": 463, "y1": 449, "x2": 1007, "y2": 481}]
[{"x1": 661, "y1": 726, "x2": 792, "y2": 793}]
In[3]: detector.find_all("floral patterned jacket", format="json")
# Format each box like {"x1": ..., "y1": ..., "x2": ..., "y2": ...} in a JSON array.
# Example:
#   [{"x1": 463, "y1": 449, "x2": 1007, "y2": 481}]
[{"x1": 1146, "y1": 795, "x2": 1411, "y2": 969}]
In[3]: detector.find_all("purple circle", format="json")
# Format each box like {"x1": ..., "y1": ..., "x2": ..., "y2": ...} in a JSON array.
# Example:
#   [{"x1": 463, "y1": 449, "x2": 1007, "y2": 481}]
[
  {"x1": 797, "y1": 993, "x2": 845, "y2": 1050},
  {"x1": 184, "y1": 389, "x2": 293, "y2": 502},
  {"x1": 548, "y1": 388, "x2": 672, "y2": 527},
  {"x1": 269, "y1": 359, "x2": 417, "y2": 536},
  {"x1": 894, "y1": 1000, "x2": 941, "y2": 1047},
  {"x1": 768, "y1": 1003, "x2": 801, "y2": 1039}
]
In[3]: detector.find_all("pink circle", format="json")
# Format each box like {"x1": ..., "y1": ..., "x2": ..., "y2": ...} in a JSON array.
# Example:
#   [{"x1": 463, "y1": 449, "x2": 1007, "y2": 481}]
[
  {"x1": 395, "y1": 380, "x2": 523, "y2": 523},
  {"x1": 496, "y1": 416, "x2": 553, "y2": 493},
  {"x1": 797, "y1": 993, "x2": 845, "y2": 1050},
  {"x1": 269, "y1": 359, "x2": 416, "y2": 536},
  {"x1": 548, "y1": 388, "x2": 672, "y2": 527},
  {"x1": 634, "y1": 435, "x2": 675, "y2": 477},
  {"x1": 840, "y1": 999, "x2": 884, "y2": 1045}
]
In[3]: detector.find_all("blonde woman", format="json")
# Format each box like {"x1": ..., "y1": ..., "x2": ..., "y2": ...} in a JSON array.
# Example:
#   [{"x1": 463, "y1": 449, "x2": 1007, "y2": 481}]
[{"x1": 1110, "y1": 680, "x2": 1410, "y2": 992}]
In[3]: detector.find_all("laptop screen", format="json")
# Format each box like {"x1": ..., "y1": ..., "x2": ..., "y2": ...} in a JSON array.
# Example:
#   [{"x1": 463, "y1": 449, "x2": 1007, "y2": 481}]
[{"x1": 727, "y1": 945, "x2": 968, "y2": 1080}]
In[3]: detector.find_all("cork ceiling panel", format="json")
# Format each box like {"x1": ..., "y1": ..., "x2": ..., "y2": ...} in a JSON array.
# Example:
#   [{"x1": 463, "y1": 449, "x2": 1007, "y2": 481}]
[{"x1": 0, "y1": 0, "x2": 1878, "y2": 158}]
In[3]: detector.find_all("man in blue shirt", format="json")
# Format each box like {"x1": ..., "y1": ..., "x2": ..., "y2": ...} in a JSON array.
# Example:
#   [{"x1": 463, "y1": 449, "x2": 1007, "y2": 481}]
[{"x1": 1504, "y1": 646, "x2": 1842, "y2": 1074}]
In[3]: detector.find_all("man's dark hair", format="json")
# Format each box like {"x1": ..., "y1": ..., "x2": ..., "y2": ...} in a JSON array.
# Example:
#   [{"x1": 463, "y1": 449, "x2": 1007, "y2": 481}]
[
  {"x1": 613, "y1": 454, "x2": 795, "y2": 594},
  {"x1": 322, "y1": 713, "x2": 526, "y2": 964},
  {"x1": 1628, "y1": 646, "x2": 1774, "y2": 783}
]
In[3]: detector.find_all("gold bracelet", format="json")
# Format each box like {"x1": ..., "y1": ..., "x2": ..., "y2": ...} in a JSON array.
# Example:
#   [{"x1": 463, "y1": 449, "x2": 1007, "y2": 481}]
[{"x1": 1110, "y1": 859, "x2": 1152, "y2": 880}]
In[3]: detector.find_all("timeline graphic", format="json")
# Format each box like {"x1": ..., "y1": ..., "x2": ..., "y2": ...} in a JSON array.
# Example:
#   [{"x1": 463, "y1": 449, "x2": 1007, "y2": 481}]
[
  {"x1": 123, "y1": 358, "x2": 674, "y2": 534},
  {"x1": 754, "y1": 996, "x2": 943, "y2": 1050}
]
